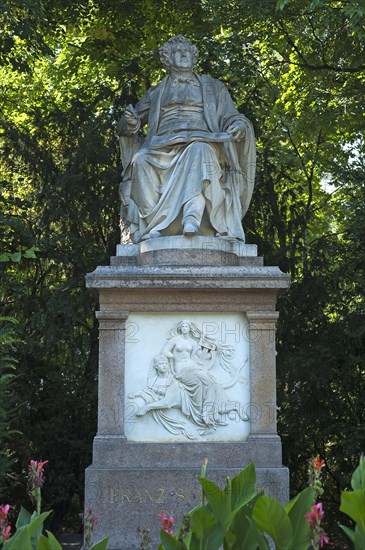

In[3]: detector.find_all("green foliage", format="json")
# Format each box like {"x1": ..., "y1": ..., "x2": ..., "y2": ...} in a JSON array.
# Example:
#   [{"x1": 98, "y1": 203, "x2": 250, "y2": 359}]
[
  {"x1": 340, "y1": 455, "x2": 365, "y2": 549},
  {"x1": 159, "y1": 463, "x2": 315, "y2": 550},
  {"x1": 1, "y1": 505, "x2": 109, "y2": 550},
  {"x1": 0, "y1": 317, "x2": 18, "y2": 489},
  {"x1": 0, "y1": 0, "x2": 364, "y2": 539}
]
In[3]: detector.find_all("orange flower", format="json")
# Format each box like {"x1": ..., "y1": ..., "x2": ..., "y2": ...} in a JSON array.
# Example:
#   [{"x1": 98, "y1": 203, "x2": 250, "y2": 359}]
[{"x1": 312, "y1": 456, "x2": 325, "y2": 472}]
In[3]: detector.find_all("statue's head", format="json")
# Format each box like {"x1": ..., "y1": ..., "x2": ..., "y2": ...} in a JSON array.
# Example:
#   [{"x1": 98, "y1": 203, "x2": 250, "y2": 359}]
[
  {"x1": 176, "y1": 320, "x2": 192, "y2": 335},
  {"x1": 153, "y1": 355, "x2": 170, "y2": 373},
  {"x1": 159, "y1": 35, "x2": 199, "y2": 72}
]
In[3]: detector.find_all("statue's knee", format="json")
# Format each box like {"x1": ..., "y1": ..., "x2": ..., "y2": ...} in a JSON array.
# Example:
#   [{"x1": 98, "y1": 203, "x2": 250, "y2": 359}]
[{"x1": 132, "y1": 149, "x2": 146, "y2": 168}]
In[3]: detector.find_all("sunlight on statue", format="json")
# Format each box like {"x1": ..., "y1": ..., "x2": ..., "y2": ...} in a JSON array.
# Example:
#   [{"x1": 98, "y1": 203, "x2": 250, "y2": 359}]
[{"x1": 118, "y1": 35, "x2": 256, "y2": 243}]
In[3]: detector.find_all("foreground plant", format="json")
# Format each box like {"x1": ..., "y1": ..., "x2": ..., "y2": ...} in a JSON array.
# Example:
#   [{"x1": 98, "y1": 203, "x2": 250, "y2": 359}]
[
  {"x1": 340, "y1": 453, "x2": 365, "y2": 550},
  {"x1": 82, "y1": 504, "x2": 100, "y2": 549},
  {"x1": 0, "y1": 459, "x2": 109, "y2": 550},
  {"x1": 305, "y1": 502, "x2": 329, "y2": 549},
  {"x1": 308, "y1": 456, "x2": 325, "y2": 498},
  {"x1": 0, "y1": 504, "x2": 11, "y2": 544},
  {"x1": 158, "y1": 461, "x2": 317, "y2": 550},
  {"x1": 28, "y1": 459, "x2": 48, "y2": 515}
]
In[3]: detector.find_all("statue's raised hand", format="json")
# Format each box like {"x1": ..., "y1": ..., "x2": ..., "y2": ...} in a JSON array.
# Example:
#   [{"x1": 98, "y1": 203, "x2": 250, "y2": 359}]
[{"x1": 124, "y1": 104, "x2": 140, "y2": 133}]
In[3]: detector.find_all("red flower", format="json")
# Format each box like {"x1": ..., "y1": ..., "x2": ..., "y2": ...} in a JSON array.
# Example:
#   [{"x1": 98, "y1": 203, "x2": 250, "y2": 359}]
[
  {"x1": 319, "y1": 532, "x2": 330, "y2": 548},
  {"x1": 0, "y1": 504, "x2": 11, "y2": 542},
  {"x1": 0, "y1": 504, "x2": 10, "y2": 521},
  {"x1": 28, "y1": 459, "x2": 49, "y2": 488},
  {"x1": 312, "y1": 456, "x2": 325, "y2": 472},
  {"x1": 2, "y1": 524, "x2": 11, "y2": 541},
  {"x1": 305, "y1": 502, "x2": 325, "y2": 529},
  {"x1": 160, "y1": 512, "x2": 175, "y2": 535}
]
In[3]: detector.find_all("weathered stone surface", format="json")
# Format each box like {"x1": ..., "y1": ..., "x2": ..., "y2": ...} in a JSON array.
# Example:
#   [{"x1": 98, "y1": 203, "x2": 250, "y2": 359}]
[
  {"x1": 84, "y1": 246, "x2": 290, "y2": 547},
  {"x1": 85, "y1": 464, "x2": 289, "y2": 549},
  {"x1": 112, "y1": 237, "x2": 262, "y2": 266}
]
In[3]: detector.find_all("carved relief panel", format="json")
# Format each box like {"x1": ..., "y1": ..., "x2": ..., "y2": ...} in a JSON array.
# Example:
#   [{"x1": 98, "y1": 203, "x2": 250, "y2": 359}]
[{"x1": 124, "y1": 312, "x2": 250, "y2": 442}]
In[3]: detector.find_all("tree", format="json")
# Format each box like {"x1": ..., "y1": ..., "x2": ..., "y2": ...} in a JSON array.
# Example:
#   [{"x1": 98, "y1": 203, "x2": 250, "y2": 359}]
[{"x1": 0, "y1": 0, "x2": 364, "y2": 541}]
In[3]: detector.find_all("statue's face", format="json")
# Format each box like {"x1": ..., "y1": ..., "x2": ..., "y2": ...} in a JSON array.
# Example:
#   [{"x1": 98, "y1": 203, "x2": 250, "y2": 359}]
[
  {"x1": 180, "y1": 321, "x2": 190, "y2": 334},
  {"x1": 155, "y1": 360, "x2": 168, "y2": 373},
  {"x1": 170, "y1": 43, "x2": 194, "y2": 72}
]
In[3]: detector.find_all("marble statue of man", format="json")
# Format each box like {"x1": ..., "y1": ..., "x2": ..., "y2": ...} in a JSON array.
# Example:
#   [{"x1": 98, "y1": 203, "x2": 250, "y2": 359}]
[{"x1": 118, "y1": 35, "x2": 256, "y2": 243}]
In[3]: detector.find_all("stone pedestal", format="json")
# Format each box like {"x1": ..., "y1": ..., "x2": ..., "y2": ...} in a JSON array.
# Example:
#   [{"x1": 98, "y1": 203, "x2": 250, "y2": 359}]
[{"x1": 84, "y1": 237, "x2": 290, "y2": 549}]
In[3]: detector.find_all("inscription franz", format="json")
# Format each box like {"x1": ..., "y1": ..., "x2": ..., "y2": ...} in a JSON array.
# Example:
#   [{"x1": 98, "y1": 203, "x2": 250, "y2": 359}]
[{"x1": 110, "y1": 486, "x2": 198, "y2": 505}]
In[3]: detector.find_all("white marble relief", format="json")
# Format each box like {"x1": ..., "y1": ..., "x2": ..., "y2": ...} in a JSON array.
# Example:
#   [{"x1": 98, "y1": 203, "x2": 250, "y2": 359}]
[{"x1": 125, "y1": 314, "x2": 250, "y2": 442}]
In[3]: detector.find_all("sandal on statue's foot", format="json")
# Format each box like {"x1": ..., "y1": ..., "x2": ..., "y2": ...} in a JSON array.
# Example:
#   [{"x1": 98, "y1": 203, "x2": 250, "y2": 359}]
[{"x1": 183, "y1": 221, "x2": 199, "y2": 236}]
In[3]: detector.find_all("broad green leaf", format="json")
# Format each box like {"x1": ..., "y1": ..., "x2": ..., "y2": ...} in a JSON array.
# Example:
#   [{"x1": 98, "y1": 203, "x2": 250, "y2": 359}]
[
  {"x1": 225, "y1": 463, "x2": 257, "y2": 513},
  {"x1": 223, "y1": 530, "x2": 236, "y2": 548},
  {"x1": 198, "y1": 477, "x2": 231, "y2": 529},
  {"x1": 37, "y1": 531, "x2": 62, "y2": 550},
  {"x1": 16, "y1": 506, "x2": 32, "y2": 529},
  {"x1": 27, "y1": 511, "x2": 52, "y2": 535},
  {"x1": 351, "y1": 457, "x2": 365, "y2": 491},
  {"x1": 284, "y1": 487, "x2": 315, "y2": 549},
  {"x1": 38, "y1": 535, "x2": 51, "y2": 550},
  {"x1": 6, "y1": 527, "x2": 33, "y2": 550},
  {"x1": 354, "y1": 525, "x2": 365, "y2": 550},
  {"x1": 276, "y1": 0, "x2": 290, "y2": 10},
  {"x1": 159, "y1": 530, "x2": 186, "y2": 549},
  {"x1": 340, "y1": 524, "x2": 356, "y2": 542},
  {"x1": 24, "y1": 249, "x2": 37, "y2": 259},
  {"x1": 89, "y1": 537, "x2": 110, "y2": 550},
  {"x1": 10, "y1": 251, "x2": 21, "y2": 262},
  {"x1": 189, "y1": 528, "x2": 225, "y2": 550},
  {"x1": 340, "y1": 490, "x2": 365, "y2": 531},
  {"x1": 189, "y1": 505, "x2": 225, "y2": 549},
  {"x1": 253, "y1": 496, "x2": 293, "y2": 550},
  {"x1": 227, "y1": 508, "x2": 266, "y2": 550},
  {"x1": 190, "y1": 505, "x2": 217, "y2": 537}
]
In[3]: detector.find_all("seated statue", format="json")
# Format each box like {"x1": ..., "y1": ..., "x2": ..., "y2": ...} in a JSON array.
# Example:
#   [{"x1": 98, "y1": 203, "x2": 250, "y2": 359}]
[{"x1": 118, "y1": 35, "x2": 256, "y2": 243}]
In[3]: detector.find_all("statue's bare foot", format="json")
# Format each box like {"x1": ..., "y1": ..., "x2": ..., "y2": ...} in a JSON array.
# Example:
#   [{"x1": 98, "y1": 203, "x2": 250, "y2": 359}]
[
  {"x1": 199, "y1": 426, "x2": 216, "y2": 435},
  {"x1": 136, "y1": 405, "x2": 149, "y2": 416}
]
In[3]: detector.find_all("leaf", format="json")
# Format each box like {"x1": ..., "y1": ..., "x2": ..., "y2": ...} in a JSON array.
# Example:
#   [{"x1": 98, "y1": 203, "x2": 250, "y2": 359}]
[
  {"x1": 284, "y1": 487, "x2": 315, "y2": 549},
  {"x1": 351, "y1": 456, "x2": 365, "y2": 491},
  {"x1": 27, "y1": 511, "x2": 52, "y2": 536},
  {"x1": 225, "y1": 463, "x2": 257, "y2": 513},
  {"x1": 16, "y1": 506, "x2": 32, "y2": 529},
  {"x1": 253, "y1": 496, "x2": 293, "y2": 550},
  {"x1": 10, "y1": 251, "x2": 21, "y2": 262},
  {"x1": 159, "y1": 530, "x2": 186, "y2": 549},
  {"x1": 340, "y1": 524, "x2": 355, "y2": 542},
  {"x1": 340, "y1": 490, "x2": 365, "y2": 532},
  {"x1": 354, "y1": 525, "x2": 365, "y2": 550},
  {"x1": 198, "y1": 477, "x2": 231, "y2": 529},
  {"x1": 0, "y1": 253, "x2": 11, "y2": 262},
  {"x1": 24, "y1": 248, "x2": 38, "y2": 259},
  {"x1": 89, "y1": 537, "x2": 110, "y2": 550},
  {"x1": 5, "y1": 526, "x2": 33, "y2": 550},
  {"x1": 227, "y1": 508, "x2": 269, "y2": 550},
  {"x1": 276, "y1": 0, "x2": 290, "y2": 10},
  {"x1": 37, "y1": 531, "x2": 62, "y2": 550}
]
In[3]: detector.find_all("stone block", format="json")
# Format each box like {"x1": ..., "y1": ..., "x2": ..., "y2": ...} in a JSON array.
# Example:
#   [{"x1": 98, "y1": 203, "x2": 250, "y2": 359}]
[{"x1": 84, "y1": 245, "x2": 290, "y2": 547}]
